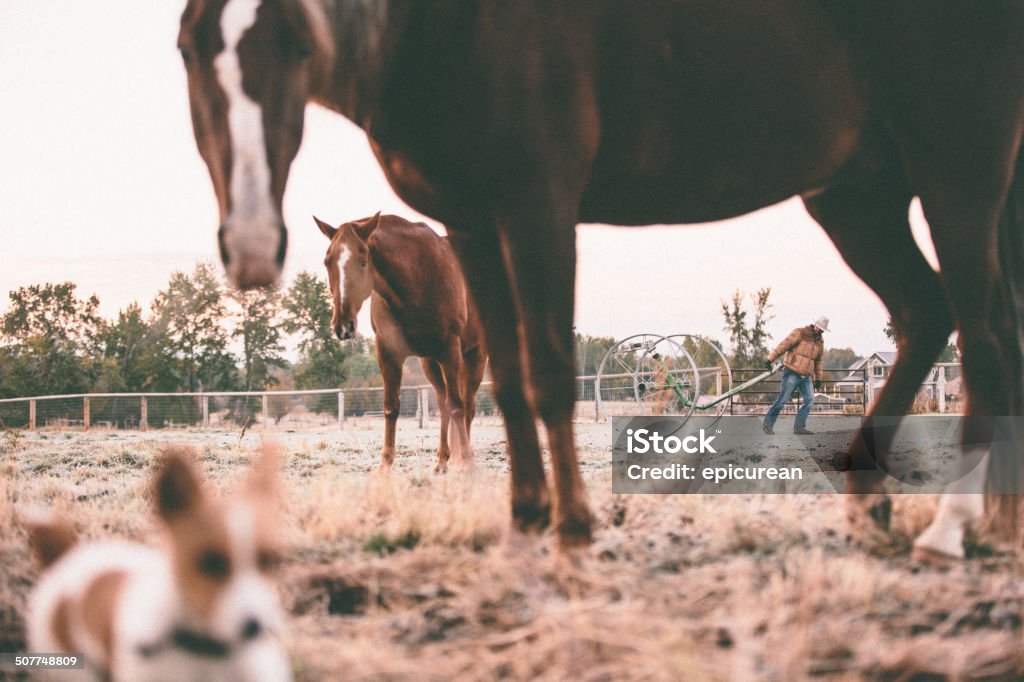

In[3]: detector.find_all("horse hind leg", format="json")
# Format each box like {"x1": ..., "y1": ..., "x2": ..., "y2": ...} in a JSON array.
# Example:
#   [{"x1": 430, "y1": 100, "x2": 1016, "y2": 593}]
[
  {"x1": 435, "y1": 339, "x2": 475, "y2": 470},
  {"x1": 421, "y1": 358, "x2": 451, "y2": 473},
  {"x1": 803, "y1": 139, "x2": 954, "y2": 533}
]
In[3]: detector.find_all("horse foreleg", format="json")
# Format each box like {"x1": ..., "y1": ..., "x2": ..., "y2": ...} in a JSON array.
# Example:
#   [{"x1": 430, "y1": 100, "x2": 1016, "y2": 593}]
[
  {"x1": 448, "y1": 226, "x2": 551, "y2": 535},
  {"x1": 378, "y1": 346, "x2": 404, "y2": 470},
  {"x1": 804, "y1": 143, "x2": 953, "y2": 533},
  {"x1": 421, "y1": 358, "x2": 451, "y2": 473},
  {"x1": 498, "y1": 208, "x2": 591, "y2": 550}
]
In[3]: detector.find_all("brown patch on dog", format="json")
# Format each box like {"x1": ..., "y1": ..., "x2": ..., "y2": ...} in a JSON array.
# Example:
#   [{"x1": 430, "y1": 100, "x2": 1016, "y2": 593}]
[
  {"x1": 25, "y1": 516, "x2": 77, "y2": 568},
  {"x1": 81, "y1": 570, "x2": 128, "y2": 662},
  {"x1": 51, "y1": 597, "x2": 76, "y2": 653}
]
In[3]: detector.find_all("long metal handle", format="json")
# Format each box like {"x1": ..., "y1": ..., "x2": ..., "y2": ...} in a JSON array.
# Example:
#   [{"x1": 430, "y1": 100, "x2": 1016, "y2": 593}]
[{"x1": 669, "y1": 362, "x2": 782, "y2": 409}]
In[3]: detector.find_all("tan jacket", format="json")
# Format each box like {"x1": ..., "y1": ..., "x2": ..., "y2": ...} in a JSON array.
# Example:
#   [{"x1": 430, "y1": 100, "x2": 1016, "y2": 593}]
[{"x1": 768, "y1": 326, "x2": 824, "y2": 380}]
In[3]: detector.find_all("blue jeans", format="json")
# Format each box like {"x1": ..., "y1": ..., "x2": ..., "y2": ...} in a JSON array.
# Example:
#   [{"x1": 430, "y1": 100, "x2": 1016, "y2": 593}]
[{"x1": 763, "y1": 368, "x2": 814, "y2": 430}]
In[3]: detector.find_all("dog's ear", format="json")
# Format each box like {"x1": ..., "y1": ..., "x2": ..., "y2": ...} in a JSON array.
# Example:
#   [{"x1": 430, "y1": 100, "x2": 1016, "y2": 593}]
[
  {"x1": 155, "y1": 447, "x2": 204, "y2": 522},
  {"x1": 21, "y1": 509, "x2": 76, "y2": 569},
  {"x1": 247, "y1": 441, "x2": 282, "y2": 499}
]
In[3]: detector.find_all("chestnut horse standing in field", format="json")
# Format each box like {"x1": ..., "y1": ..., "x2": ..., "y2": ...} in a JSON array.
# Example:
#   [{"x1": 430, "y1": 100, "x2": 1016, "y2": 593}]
[
  {"x1": 179, "y1": 0, "x2": 1024, "y2": 557},
  {"x1": 315, "y1": 212, "x2": 486, "y2": 472}
]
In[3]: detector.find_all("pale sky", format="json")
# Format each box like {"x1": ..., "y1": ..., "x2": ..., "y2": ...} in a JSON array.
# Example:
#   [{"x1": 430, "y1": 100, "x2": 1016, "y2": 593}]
[{"x1": 0, "y1": 1, "x2": 929, "y2": 357}]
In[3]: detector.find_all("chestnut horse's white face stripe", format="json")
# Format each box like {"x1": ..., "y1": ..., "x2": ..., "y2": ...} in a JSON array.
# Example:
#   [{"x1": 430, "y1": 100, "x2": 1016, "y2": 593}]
[
  {"x1": 336, "y1": 243, "x2": 352, "y2": 302},
  {"x1": 216, "y1": 0, "x2": 280, "y2": 264}
]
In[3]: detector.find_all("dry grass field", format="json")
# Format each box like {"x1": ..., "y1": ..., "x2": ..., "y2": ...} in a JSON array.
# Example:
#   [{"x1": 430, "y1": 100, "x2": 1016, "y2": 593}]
[{"x1": 2, "y1": 419, "x2": 1024, "y2": 680}]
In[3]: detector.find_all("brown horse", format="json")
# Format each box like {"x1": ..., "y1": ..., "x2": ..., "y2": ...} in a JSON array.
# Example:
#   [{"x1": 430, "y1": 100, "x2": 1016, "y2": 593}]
[
  {"x1": 179, "y1": 1, "x2": 1024, "y2": 556},
  {"x1": 314, "y1": 212, "x2": 486, "y2": 472}
]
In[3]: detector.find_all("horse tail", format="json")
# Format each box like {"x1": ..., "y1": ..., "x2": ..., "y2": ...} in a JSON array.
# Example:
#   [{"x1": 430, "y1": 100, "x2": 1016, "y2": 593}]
[{"x1": 984, "y1": 140, "x2": 1024, "y2": 544}]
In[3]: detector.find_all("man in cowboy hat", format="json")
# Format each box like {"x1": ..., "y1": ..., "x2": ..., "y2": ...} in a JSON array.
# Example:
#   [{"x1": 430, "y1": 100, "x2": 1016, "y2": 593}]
[{"x1": 762, "y1": 316, "x2": 829, "y2": 435}]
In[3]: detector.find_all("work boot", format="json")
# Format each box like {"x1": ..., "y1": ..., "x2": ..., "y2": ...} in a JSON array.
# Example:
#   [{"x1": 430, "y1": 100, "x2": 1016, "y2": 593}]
[
  {"x1": 793, "y1": 427, "x2": 814, "y2": 435},
  {"x1": 763, "y1": 424, "x2": 774, "y2": 435}
]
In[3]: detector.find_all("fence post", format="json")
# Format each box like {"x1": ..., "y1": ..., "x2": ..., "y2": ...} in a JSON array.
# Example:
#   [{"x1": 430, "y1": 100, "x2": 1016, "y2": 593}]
[
  {"x1": 83, "y1": 397, "x2": 90, "y2": 431},
  {"x1": 419, "y1": 387, "x2": 431, "y2": 428},
  {"x1": 140, "y1": 396, "x2": 148, "y2": 432},
  {"x1": 202, "y1": 395, "x2": 210, "y2": 428},
  {"x1": 337, "y1": 391, "x2": 345, "y2": 430},
  {"x1": 29, "y1": 399, "x2": 36, "y2": 430},
  {"x1": 262, "y1": 394, "x2": 269, "y2": 429}
]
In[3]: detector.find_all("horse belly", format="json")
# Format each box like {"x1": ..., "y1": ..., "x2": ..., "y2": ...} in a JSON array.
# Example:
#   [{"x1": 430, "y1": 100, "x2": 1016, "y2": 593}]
[
  {"x1": 370, "y1": 294, "x2": 462, "y2": 360},
  {"x1": 581, "y1": 0, "x2": 866, "y2": 225}
]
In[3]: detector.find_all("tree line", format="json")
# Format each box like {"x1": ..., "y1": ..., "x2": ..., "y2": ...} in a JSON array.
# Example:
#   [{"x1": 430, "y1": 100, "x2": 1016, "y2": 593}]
[
  {"x1": 1, "y1": 273, "x2": 873, "y2": 411},
  {"x1": 0, "y1": 263, "x2": 375, "y2": 402}
]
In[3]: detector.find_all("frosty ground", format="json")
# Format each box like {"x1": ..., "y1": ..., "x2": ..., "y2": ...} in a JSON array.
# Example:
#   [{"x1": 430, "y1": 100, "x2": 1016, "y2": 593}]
[{"x1": 1, "y1": 419, "x2": 1023, "y2": 680}]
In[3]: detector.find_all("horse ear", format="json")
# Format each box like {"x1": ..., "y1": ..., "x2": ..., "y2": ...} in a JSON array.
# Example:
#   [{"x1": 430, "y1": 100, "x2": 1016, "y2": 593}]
[
  {"x1": 313, "y1": 216, "x2": 337, "y2": 239},
  {"x1": 353, "y1": 212, "x2": 382, "y2": 242}
]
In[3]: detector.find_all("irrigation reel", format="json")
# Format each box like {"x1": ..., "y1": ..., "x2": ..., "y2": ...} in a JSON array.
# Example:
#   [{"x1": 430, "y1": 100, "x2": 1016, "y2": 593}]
[{"x1": 595, "y1": 333, "x2": 780, "y2": 428}]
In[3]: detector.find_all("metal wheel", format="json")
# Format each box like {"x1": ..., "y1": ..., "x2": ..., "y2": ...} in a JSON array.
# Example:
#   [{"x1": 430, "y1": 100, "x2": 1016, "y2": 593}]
[
  {"x1": 595, "y1": 334, "x2": 666, "y2": 419},
  {"x1": 665, "y1": 334, "x2": 733, "y2": 425},
  {"x1": 635, "y1": 336, "x2": 699, "y2": 419}
]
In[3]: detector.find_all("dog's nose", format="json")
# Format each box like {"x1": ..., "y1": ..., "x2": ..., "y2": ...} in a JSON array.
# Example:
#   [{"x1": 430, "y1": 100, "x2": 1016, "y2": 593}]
[{"x1": 241, "y1": 617, "x2": 263, "y2": 641}]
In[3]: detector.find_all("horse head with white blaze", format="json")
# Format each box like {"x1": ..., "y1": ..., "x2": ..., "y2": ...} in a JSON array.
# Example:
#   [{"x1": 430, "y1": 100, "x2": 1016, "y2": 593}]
[
  {"x1": 314, "y1": 212, "x2": 380, "y2": 341},
  {"x1": 178, "y1": 0, "x2": 334, "y2": 288}
]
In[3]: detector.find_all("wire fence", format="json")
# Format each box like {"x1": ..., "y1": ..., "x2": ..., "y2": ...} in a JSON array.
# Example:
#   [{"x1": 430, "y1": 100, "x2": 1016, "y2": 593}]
[
  {"x1": 0, "y1": 365, "x2": 963, "y2": 432},
  {"x1": 728, "y1": 368, "x2": 868, "y2": 415},
  {"x1": 0, "y1": 377, "x2": 597, "y2": 432}
]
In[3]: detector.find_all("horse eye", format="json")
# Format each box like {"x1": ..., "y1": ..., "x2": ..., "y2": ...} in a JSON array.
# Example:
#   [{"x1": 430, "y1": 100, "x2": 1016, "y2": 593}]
[
  {"x1": 197, "y1": 550, "x2": 231, "y2": 580},
  {"x1": 360, "y1": 260, "x2": 368, "y2": 269},
  {"x1": 295, "y1": 41, "x2": 313, "y2": 61}
]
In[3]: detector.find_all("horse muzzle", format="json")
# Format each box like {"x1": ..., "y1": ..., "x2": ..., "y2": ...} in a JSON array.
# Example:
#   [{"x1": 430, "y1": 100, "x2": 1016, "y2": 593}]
[
  {"x1": 218, "y1": 219, "x2": 288, "y2": 289},
  {"x1": 335, "y1": 320, "x2": 356, "y2": 341}
]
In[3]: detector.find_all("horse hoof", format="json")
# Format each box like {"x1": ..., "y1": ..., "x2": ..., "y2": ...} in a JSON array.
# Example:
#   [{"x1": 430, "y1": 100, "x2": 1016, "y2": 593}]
[
  {"x1": 512, "y1": 500, "x2": 552, "y2": 534},
  {"x1": 556, "y1": 513, "x2": 593, "y2": 551},
  {"x1": 434, "y1": 463, "x2": 448, "y2": 474}
]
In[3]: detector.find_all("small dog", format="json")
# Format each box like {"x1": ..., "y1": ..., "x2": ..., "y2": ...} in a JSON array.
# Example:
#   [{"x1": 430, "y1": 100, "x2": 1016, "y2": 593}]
[{"x1": 24, "y1": 445, "x2": 292, "y2": 681}]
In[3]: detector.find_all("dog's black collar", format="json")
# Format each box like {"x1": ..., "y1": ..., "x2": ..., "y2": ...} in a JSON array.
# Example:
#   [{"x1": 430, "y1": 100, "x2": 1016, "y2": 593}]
[{"x1": 138, "y1": 627, "x2": 232, "y2": 659}]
